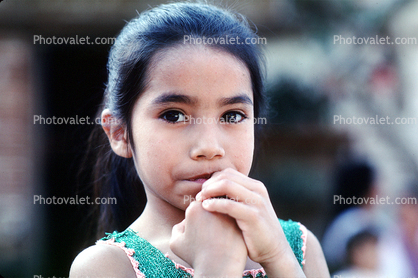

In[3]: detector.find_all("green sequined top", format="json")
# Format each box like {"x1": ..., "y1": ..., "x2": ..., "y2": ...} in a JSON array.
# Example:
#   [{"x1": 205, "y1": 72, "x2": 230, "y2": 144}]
[{"x1": 97, "y1": 219, "x2": 307, "y2": 278}]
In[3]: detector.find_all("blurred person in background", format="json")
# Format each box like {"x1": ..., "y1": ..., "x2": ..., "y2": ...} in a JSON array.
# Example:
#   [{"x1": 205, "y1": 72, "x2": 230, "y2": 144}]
[
  {"x1": 321, "y1": 161, "x2": 387, "y2": 272},
  {"x1": 333, "y1": 230, "x2": 380, "y2": 278},
  {"x1": 378, "y1": 184, "x2": 418, "y2": 277}
]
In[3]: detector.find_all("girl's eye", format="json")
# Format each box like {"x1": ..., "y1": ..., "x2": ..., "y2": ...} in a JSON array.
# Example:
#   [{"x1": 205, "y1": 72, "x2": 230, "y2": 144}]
[
  {"x1": 160, "y1": 110, "x2": 186, "y2": 123},
  {"x1": 222, "y1": 111, "x2": 246, "y2": 123}
]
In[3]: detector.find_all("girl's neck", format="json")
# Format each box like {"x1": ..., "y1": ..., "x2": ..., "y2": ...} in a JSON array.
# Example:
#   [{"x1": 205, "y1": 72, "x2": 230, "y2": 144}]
[{"x1": 129, "y1": 193, "x2": 185, "y2": 243}]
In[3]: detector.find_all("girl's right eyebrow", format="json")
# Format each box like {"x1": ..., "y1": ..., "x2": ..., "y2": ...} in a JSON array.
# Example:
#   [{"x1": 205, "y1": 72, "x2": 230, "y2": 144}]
[{"x1": 151, "y1": 93, "x2": 197, "y2": 106}]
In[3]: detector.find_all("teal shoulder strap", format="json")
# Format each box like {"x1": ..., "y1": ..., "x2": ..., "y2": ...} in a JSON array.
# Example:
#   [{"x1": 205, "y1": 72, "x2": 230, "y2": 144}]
[
  {"x1": 279, "y1": 219, "x2": 305, "y2": 268},
  {"x1": 100, "y1": 230, "x2": 192, "y2": 277}
]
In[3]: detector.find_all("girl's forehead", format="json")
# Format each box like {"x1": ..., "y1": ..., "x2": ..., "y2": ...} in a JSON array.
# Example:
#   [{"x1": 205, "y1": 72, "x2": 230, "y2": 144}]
[
  {"x1": 150, "y1": 44, "x2": 250, "y2": 78},
  {"x1": 143, "y1": 45, "x2": 253, "y2": 103}
]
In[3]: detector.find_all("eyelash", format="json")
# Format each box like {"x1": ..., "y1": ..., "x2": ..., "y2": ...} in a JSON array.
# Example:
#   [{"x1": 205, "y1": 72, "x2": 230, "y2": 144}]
[
  {"x1": 222, "y1": 111, "x2": 248, "y2": 123},
  {"x1": 159, "y1": 110, "x2": 248, "y2": 124},
  {"x1": 159, "y1": 110, "x2": 187, "y2": 124}
]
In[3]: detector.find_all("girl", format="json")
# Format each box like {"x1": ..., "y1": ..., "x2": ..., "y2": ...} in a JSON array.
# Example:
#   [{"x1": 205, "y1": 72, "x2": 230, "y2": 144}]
[{"x1": 70, "y1": 2, "x2": 329, "y2": 277}]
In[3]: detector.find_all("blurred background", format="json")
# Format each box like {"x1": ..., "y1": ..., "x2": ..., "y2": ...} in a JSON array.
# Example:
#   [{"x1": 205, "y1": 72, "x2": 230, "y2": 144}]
[{"x1": 1, "y1": 0, "x2": 417, "y2": 277}]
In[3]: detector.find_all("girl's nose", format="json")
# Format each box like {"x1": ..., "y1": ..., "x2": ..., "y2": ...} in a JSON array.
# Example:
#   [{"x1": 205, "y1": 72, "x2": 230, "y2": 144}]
[{"x1": 189, "y1": 123, "x2": 225, "y2": 160}]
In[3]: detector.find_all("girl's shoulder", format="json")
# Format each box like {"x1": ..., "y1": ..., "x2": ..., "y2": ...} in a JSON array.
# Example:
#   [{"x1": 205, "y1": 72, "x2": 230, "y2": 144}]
[
  {"x1": 280, "y1": 219, "x2": 330, "y2": 276},
  {"x1": 69, "y1": 240, "x2": 137, "y2": 278}
]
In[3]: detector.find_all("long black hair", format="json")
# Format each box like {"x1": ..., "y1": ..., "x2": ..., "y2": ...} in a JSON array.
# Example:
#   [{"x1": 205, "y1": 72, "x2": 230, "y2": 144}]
[{"x1": 88, "y1": 1, "x2": 267, "y2": 237}]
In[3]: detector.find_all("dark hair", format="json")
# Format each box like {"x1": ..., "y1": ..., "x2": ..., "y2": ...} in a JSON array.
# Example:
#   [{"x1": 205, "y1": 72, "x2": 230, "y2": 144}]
[
  {"x1": 90, "y1": 1, "x2": 266, "y2": 237},
  {"x1": 333, "y1": 161, "x2": 375, "y2": 215}
]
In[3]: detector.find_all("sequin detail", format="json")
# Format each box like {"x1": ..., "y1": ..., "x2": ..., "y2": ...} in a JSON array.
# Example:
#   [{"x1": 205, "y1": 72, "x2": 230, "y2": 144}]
[
  {"x1": 243, "y1": 268, "x2": 266, "y2": 277},
  {"x1": 299, "y1": 223, "x2": 308, "y2": 266},
  {"x1": 96, "y1": 238, "x2": 145, "y2": 278},
  {"x1": 278, "y1": 219, "x2": 306, "y2": 269},
  {"x1": 97, "y1": 219, "x2": 305, "y2": 277},
  {"x1": 164, "y1": 253, "x2": 267, "y2": 277},
  {"x1": 165, "y1": 253, "x2": 195, "y2": 275}
]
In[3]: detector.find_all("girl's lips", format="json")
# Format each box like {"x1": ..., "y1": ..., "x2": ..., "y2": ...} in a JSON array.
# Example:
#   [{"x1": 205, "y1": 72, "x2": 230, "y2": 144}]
[
  {"x1": 186, "y1": 172, "x2": 214, "y2": 184},
  {"x1": 188, "y1": 178, "x2": 208, "y2": 184}
]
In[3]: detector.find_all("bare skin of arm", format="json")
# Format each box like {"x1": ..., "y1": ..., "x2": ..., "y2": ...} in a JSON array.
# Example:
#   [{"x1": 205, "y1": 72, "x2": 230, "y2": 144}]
[
  {"x1": 303, "y1": 230, "x2": 330, "y2": 277},
  {"x1": 69, "y1": 244, "x2": 136, "y2": 278}
]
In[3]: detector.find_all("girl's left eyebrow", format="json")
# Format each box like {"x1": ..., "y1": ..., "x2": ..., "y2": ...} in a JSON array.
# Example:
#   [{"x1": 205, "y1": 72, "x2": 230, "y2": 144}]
[
  {"x1": 151, "y1": 93, "x2": 197, "y2": 106},
  {"x1": 218, "y1": 94, "x2": 253, "y2": 107},
  {"x1": 150, "y1": 93, "x2": 253, "y2": 106}
]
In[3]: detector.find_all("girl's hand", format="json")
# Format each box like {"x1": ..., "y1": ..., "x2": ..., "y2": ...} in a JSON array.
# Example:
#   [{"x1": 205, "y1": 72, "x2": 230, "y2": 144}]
[
  {"x1": 196, "y1": 168, "x2": 305, "y2": 276},
  {"x1": 170, "y1": 201, "x2": 247, "y2": 278}
]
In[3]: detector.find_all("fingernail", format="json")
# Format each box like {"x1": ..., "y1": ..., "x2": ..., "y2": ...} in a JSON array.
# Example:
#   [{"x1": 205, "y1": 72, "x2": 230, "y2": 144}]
[{"x1": 196, "y1": 192, "x2": 202, "y2": 202}]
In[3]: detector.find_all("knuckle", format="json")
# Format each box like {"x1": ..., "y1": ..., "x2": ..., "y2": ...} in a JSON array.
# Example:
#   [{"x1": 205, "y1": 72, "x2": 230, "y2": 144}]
[
  {"x1": 213, "y1": 178, "x2": 233, "y2": 192},
  {"x1": 221, "y1": 178, "x2": 234, "y2": 188},
  {"x1": 254, "y1": 179, "x2": 264, "y2": 188},
  {"x1": 255, "y1": 180, "x2": 268, "y2": 194},
  {"x1": 216, "y1": 172, "x2": 229, "y2": 181},
  {"x1": 246, "y1": 207, "x2": 258, "y2": 220},
  {"x1": 185, "y1": 201, "x2": 202, "y2": 217}
]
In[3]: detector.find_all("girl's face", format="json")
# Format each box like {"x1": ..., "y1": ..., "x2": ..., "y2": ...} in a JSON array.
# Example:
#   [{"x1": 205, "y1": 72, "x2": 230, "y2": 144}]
[{"x1": 129, "y1": 45, "x2": 254, "y2": 211}]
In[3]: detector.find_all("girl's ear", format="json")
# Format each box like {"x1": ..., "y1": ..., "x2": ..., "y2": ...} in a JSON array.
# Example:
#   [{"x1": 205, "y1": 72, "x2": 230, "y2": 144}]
[{"x1": 101, "y1": 109, "x2": 133, "y2": 158}]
